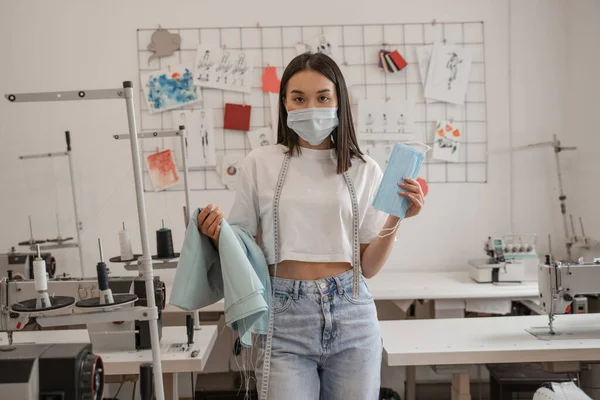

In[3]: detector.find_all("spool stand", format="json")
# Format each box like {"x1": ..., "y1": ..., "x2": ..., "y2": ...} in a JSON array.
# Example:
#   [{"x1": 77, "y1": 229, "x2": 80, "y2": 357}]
[
  {"x1": 10, "y1": 245, "x2": 75, "y2": 314},
  {"x1": 75, "y1": 239, "x2": 138, "y2": 309},
  {"x1": 17, "y1": 131, "x2": 84, "y2": 277},
  {"x1": 114, "y1": 127, "x2": 201, "y2": 330},
  {"x1": 5, "y1": 82, "x2": 167, "y2": 400}
]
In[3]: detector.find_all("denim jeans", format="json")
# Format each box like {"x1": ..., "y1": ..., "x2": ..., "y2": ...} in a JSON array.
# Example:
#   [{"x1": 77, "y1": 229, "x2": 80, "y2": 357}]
[{"x1": 255, "y1": 270, "x2": 382, "y2": 399}]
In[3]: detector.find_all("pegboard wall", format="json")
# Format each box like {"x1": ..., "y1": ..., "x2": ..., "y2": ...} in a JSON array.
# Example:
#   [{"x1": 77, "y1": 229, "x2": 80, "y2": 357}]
[{"x1": 136, "y1": 21, "x2": 487, "y2": 191}]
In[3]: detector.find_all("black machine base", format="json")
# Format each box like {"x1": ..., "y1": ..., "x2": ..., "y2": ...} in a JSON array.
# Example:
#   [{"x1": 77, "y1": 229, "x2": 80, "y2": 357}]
[
  {"x1": 75, "y1": 293, "x2": 138, "y2": 308},
  {"x1": 11, "y1": 296, "x2": 75, "y2": 313}
]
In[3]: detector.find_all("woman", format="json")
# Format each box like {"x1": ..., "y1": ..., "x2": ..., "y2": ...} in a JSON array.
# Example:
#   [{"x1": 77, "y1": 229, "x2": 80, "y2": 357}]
[{"x1": 198, "y1": 53, "x2": 424, "y2": 399}]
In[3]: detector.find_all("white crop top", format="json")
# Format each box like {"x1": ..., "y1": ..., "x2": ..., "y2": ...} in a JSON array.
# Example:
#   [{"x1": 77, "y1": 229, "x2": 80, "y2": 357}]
[{"x1": 227, "y1": 144, "x2": 388, "y2": 265}]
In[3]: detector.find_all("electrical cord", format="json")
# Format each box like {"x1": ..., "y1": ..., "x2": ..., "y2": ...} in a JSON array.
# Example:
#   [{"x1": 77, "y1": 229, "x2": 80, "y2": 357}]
[
  {"x1": 114, "y1": 381, "x2": 125, "y2": 399},
  {"x1": 131, "y1": 381, "x2": 137, "y2": 400},
  {"x1": 191, "y1": 372, "x2": 195, "y2": 396}
]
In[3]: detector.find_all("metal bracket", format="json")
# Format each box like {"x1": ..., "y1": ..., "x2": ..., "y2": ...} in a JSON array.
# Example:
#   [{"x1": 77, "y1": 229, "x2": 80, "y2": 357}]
[
  {"x1": 114, "y1": 129, "x2": 184, "y2": 140},
  {"x1": 19, "y1": 152, "x2": 68, "y2": 160},
  {"x1": 5, "y1": 89, "x2": 124, "y2": 102},
  {"x1": 35, "y1": 305, "x2": 159, "y2": 327}
]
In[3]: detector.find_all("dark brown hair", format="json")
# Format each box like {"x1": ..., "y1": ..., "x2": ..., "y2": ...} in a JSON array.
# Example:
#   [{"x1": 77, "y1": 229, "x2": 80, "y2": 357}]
[{"x1": 277, "y1": 52, "x2": 364, "y2": 174}]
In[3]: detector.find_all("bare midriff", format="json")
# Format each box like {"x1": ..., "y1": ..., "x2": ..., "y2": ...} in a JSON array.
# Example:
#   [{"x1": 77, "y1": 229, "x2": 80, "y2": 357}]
[{"x1": 268, "y1": 260, "x2": 352, "y2": 280}]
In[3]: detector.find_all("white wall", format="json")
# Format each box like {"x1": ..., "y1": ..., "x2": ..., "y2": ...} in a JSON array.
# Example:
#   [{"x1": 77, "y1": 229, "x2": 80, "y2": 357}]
[
  {"x1": 0, "y1": 0, "x2": 515, "y2": 278},
  {"x1": 563, "y1": 0, "x2": 600, "y2": 263}
]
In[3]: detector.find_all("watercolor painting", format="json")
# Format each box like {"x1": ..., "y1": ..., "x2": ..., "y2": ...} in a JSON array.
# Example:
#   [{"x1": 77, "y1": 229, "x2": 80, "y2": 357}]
[
  {"x1": 424, "y1": 44, "x2": 473, "y2": 105},
  {"x1": 432, "y1": 120, "x2": 461, "y2": 162},
  {"x1": 140, "y1": 66, "x2": 201, "y2": 114},
  {"x1": 146, "y1": 149, "x2": 180, "y2": 190},
  {"x1": 193, "y1": 45, "x2": 254, "y2": 93}
]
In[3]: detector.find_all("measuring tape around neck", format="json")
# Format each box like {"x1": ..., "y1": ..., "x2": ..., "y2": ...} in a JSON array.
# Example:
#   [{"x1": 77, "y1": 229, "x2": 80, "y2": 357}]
[{"x1": 259, "y1": 152, "x2": 361, "y2": 399}]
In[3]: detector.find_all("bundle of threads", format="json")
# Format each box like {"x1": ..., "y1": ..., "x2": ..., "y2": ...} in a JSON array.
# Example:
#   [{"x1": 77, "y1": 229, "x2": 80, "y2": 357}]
[{"x1": 156, "y1": 219, "x2": 174, "y2": 258}]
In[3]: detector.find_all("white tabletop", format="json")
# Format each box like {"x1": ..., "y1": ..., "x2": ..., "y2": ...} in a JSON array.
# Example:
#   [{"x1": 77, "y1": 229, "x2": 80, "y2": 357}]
[
  {"x1": 164, "y1": 270, "x2": 539, "y2": 313},
  {"x1": 381, "y1": 313, "x2": 600, "y2": 367},
  {"x1": 368, "y1": 270, "x2": 539, "y2": 301},
  {"x1": 0, "y1": 326, "x2": 218, "y2": 375}
]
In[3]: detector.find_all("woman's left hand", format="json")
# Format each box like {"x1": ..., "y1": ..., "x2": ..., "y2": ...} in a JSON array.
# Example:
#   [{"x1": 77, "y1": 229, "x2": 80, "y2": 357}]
[{"x1": 398, "y1": 177, "x2": 424, "y2": 218}]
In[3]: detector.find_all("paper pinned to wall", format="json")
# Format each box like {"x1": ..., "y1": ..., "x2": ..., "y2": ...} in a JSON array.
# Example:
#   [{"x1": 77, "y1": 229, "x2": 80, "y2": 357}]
[
  {"x1": 171, "y1": 109, "x2": 216, "y2": 167},
  {"x1": 269, "y1": 93, "x2": 279, "y2": 133},
  {"x1": 194, "y1": 45, "x2": 254, "y2": 93},
  {"x1": 140, "y1": 66, "x2": 201, "y2": 114},
  {"x1": 424, "y1": 44, "x2": 473, "y2": 105},
  {"x1": 224, "y1": 103, "x2": 252, "y2": 131},
  {"x1": 365, "y1": 143, "x2": 394, "y2": 171},
  {"x1": 261, "y1": 66, "x2": 280, "y2": 93},
  {"x1": 146, "y1": 149, "x2": 180, "y2": 191},
  {"x1": 247, "y1": 127, "x2": 274, "y2": 150},
  {"x1": 432, "y1": 120, "x2": 461, "y2": 163},
  {"x1": 305, "y1": 32, "x2": 342, "y2": 63},
  {"x1": 358, "y1": 99, "x2": 415, "y2": 141},
  {"x1": 147, "y1": 28, "x2": 181, "y2": 63},
  {"x1": 221, "y1": 154, "x2": 243, "y2": 190}
]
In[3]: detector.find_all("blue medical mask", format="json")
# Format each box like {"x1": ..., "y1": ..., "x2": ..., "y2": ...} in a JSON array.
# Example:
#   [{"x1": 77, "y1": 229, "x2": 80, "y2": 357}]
[
  {"x1": 372, "y1": 142, "x2": 430, "y2": 224},
  {"x1": 286, "y1": 108, "x2": 339, "y2": 145}
]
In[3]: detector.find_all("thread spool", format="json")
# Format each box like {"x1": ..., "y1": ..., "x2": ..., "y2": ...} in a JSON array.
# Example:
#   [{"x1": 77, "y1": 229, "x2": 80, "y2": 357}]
[
  {"x1": 96, "y1": 239, "x2": 114, "y2": 305},
  {"x1": 33, "y1": 245, "x2": 51, "y2": 309},
  {"x1": 139, "y1": 363, "x2": 154, "y2": 400},
  {"x1": 118, "y1": 222, "x2": 134, "y2": 261},
  {"x1": 156, "y1": 220, "x2": 174, "y2": 259}
]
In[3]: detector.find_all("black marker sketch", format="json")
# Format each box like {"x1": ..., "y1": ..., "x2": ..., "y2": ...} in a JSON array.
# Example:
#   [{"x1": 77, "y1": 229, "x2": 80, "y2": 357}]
[
  {"x1": 316, "y1": 36, "x2": 332, "y2": 55},
  {"x1": 365, "y1": 113, "x2": 374, "y2": 133},
  {"x1": 259, "y1": 133, "x2": 269, "y2": 146},
  {"x1": 231, "y1": 53, "x2": 249, "y2": 86},
  {"x1": 216, "y1": 51, "x2": 232, "y2": 84},
  {"x1": 446, "y1": 52, "x2": 463, "y2": 91},
  {"x1": 397, "y1": 113, "x2": 405, "y2": 133},
  {"x1": 196, "y1": 50, "x2": 214, "y2": 82}
]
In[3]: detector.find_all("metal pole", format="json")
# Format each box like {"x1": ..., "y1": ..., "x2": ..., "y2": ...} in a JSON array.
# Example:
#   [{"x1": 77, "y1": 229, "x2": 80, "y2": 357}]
[
  {"x1": 179, "y1": 126, "x2": 191, "y2": 228},
  {"x1": 177, "y1": 126, "x2": 202, "y2": 330},
  {"x1": 65, "y1": 131, "x2": 85, "y2": 277},
  {"x1": 552, "y1": 134, "x2": 572, "y2": 262},
  {"x1": 122, "y1": 81, "x2": 165, "y2": 400}
]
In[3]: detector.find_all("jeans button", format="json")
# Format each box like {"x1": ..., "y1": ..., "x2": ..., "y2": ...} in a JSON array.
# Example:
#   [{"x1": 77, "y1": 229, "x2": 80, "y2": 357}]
[
  {"x1": 319, "y1": 282, "x2": 327, "y2": 289},
  {"x1": 323, "y1": 295, "x2": 329, "y2": 302}
]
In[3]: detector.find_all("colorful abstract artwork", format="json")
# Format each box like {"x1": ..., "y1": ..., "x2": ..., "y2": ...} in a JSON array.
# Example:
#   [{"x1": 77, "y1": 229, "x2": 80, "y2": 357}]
[{"x1": 141, "y1": 65, "x2": 201, "y2": 114}]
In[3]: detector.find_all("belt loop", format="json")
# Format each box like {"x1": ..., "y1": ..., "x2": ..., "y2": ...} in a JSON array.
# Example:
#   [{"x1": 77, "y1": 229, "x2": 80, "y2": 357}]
[
  {"x1": 293, "y1": 280, "x2": 300, "y2": 300},
  {"x1": 333, "y1": 276, "x2": 344, "y2": 295}
]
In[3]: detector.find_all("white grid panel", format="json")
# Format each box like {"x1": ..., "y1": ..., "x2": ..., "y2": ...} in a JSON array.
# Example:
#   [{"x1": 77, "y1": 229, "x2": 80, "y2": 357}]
[{"x1": 136, "y1": 22, "x2": 487, "y2": 191}]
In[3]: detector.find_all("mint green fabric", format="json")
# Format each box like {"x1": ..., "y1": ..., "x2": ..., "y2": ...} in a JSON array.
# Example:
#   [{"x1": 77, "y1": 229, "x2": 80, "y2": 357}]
[{"x1": 169, "y1": 208, "x2": 270, "y2": 346}]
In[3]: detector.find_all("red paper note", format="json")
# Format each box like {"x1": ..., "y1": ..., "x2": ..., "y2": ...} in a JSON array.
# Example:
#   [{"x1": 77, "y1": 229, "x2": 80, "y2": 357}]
[
  {"x1": 224, "y1": 103, "x2": 252, "y2": 131},
  {"x1": 389, "y1": 50, "x2": 408, "y2": 71},
  {"x1": 146, "y1": 149, "x2": 179, "y2": 191},
  {"x1": 262, "y1": 66, "x2": 281, "y2": 93}
]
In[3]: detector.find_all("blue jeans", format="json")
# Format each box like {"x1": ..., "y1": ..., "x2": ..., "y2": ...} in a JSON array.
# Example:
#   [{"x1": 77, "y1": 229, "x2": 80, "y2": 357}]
[{"x1": 255, "y1": 270, "x2": 382, "y2": 399}]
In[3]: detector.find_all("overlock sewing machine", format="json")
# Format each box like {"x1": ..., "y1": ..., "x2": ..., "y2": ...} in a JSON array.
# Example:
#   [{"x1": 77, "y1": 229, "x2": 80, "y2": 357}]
[{"x1": 469, "y1": 235, "x2": 539, "y2": 283}]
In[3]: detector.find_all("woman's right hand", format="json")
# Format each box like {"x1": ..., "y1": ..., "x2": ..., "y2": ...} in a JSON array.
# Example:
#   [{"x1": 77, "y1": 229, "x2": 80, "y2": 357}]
[{"x1": 198, "y1": 204, "x2": 224, "y2": 246}]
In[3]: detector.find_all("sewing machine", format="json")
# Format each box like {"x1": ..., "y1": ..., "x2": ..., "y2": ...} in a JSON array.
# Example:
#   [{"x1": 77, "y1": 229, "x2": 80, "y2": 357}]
[
  {"x1": 0, "y1": 274, "x2": 165, "y2": 351},
  {"x1": 538, "y1": 256, "x2": 600, "y2": 334},
  {"x1": 0, "y1": 342, "x2": 104, "y2": 400},
  {"x1": 469, "y1": 237, "x2": 525, "y2": 283},
  {"x1": 0, "y1": 247, "x2": 56, "y2": 280}
]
